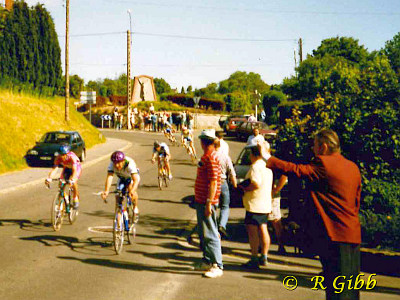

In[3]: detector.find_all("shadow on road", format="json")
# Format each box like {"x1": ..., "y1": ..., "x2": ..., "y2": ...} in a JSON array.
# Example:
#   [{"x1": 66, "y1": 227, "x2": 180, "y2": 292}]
[
  {"x1": 19, "y1": 234, "x2": 115, "y2": 256},
  {"x1": 0, "y1": 218, "x2": 53, "y2": 232},
  {"x1": 57, "y1": 256, "x2": 200, "y2": 276}
]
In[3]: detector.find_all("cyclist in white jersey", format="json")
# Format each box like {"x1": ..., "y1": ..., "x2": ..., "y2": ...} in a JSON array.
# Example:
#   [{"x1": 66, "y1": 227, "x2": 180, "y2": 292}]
[
  {"x1": 151, "y1": 141, "x2": 172, "y2": 180},
  {"x1": 101, "y1": 151, "x2": 140, "y2": 216}
]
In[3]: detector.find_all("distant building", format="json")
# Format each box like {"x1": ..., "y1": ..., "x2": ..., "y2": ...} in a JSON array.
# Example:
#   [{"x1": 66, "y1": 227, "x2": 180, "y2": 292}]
[{"x1": 131, "y1": 75, "x2": 157, "y2": 103}]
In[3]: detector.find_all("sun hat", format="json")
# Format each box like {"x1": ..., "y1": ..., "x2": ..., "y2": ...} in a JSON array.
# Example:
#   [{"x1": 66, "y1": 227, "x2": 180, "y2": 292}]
[{"x1": 198, "y1": 129, "x2": 217, "y2": 140}]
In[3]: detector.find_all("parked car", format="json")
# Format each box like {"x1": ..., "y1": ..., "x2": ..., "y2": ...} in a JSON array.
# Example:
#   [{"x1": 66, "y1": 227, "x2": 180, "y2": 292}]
[
  {"x1": 223, "y1": 117, "x2": 247, "y2": 136},
  {"x1": 25, "y1": 131, "x2": 86, "y2": 167},
  {"x1": 229, "y1": 145, "x2": 288, "y2": 208},
  {"x1": 235, "y1": 121, "x2": 277, "y2": 142},
  {"x1": 218, "y1": 115, "x2": 229, "y2": 129}
]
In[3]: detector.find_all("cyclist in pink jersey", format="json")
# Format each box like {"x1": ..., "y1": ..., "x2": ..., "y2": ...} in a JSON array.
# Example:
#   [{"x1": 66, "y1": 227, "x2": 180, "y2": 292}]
[{"x1": 45, "y1": 144, "x2": 82, "y2": 209}]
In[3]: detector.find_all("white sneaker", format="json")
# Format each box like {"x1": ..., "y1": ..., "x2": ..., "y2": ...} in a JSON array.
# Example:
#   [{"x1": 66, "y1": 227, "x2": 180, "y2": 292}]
[
  {"x1": 204, "y1": 264, "x2": 223, "y2": 278},
  {"x1": 168, "y1": 174, "x2": 173, "y2": 181}
]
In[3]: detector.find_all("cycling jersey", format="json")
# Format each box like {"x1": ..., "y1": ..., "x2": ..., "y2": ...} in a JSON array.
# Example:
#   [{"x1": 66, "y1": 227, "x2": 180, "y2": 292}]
[
  {"x1": 54, "y1": 152, "x2": 81, "y2": 169},
  {"x1": 153, "y1": 142, "x2": 170, "y2": 156},
  {"x1": 182, "y1": 129, "x2": 193, "y2": 141},
  {"x1": 107, "y1": 157, "x2": 139, "y2": 179},
  {"x1": 54, "y1": 152, "x2": 82, "y2": 180}
]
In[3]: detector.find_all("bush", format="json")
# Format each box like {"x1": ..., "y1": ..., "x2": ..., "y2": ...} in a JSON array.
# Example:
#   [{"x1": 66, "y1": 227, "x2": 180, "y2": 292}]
[{"x1": 360, "y1": 178, "x2": 400, "y2": 250}]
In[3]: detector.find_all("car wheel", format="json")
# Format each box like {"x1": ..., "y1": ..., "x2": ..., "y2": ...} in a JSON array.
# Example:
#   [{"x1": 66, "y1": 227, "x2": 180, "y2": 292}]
[{"x1": 80, "y1": 150, "x2": 86, "y2": 162}]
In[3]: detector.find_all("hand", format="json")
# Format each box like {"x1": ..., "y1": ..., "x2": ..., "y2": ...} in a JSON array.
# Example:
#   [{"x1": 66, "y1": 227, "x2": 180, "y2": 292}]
[
  {"x1": 204, "y1": 203, "x2": 212, "y2": 217},
  {"x1": 101, "y1": 191, "x2": 108, "y2": 202},
  {"x1": 45, "y1": 178, "x2": 51, "y2": 188},
  {"x1": 151, "y1": 158, "x2": 155, "y2": 164},
  {"x1": 68, "y1": 179, "x2": 75, "y2": 185}
]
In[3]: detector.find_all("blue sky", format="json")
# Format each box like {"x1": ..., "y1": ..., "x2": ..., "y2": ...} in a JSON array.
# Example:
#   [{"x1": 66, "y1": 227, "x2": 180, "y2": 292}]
[{"x1": 25, "y1": 0, "x2": 400, "y2": 90}]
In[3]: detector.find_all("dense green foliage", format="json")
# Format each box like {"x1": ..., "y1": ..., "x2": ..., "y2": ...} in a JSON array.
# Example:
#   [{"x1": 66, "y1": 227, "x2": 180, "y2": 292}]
[
  {"x1": 154, "y1": 77, "x2": 172, "y2": 95},
  {"x1": 0, "y1": 2, "x2": 62, "y2": 96},
  {"x1": 276, "y1": 36, "x2": 400, "y2": 250}
]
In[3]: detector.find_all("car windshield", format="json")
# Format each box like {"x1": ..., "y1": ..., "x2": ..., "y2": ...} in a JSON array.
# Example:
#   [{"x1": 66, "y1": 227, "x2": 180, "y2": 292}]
[
  {"x1": 236, "y1": 148, "x2": 252, "y2": 166},
  {"x1": 40, "y1": 133, "x2": 71, "y2": 144}
]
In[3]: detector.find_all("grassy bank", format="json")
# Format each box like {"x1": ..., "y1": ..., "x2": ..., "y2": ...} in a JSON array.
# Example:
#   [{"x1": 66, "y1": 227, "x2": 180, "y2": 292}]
[{"x1": 0, "y1": 90, "x2": 105, "y2": 174}]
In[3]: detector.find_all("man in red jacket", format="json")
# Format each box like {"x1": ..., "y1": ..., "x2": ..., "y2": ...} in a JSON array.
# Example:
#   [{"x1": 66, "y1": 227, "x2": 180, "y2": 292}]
[{"x1": 262, "y1": 129, "x2": 361, "y2": 300}]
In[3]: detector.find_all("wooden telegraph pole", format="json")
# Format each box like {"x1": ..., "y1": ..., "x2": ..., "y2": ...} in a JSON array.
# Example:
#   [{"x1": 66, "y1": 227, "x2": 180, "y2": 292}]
[
  {"x1": 65, "y1": 0, "x2": 70, "y2": 122},
  {"x1": 298, "y1": 38, "x2": 303, "y2": 64},
  {"x1": 127, "y1": 29, "x2": 132, "y2": 129}
]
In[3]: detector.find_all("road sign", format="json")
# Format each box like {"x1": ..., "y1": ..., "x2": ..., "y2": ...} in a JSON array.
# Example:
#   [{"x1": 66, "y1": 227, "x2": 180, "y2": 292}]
[{"x1": 80, "y1": 91, "x2": 96, "y2": 104}]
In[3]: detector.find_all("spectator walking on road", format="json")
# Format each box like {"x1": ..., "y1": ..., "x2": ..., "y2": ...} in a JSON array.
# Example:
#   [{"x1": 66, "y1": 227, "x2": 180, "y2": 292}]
[
  {"x1": 193, "y1": 129, "x2": 223, "y2": 278},
  {"x1": 262, "y1": 129, "x2": 362, "y2": 300},
  {"x1": 215, "y1": 138, "x2": 237, "y2": 239},
  {"x1": 239, "y1": 145, "x2": 273, "y2": 269},
  {"x1": 216, "y1": 131, "x2": 229, "y2": 156},
  {"x1": 247, "y1": 127, "x2": 266, "y2": 146}
]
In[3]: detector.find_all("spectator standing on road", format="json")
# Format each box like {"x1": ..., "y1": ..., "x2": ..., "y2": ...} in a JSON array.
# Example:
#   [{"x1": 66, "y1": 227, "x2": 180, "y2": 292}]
[
  {"x1": 149, "y1": 103, "x2": 155, "y2": 114},
  {"x1": 269, "y1": 169, "x2": 288, "y2": 255},
  {"x1": 215, "y1": 138, "x2": 237, "y2": 239},
  {"x1": 216, "y1": 131, "x2": 229, "y2": 156},
  {"x1": 113, "y1": 108, "x2": 119, "y2": 129},
  {"x1": 247, "y1": 128, "x2": 267, "y2": 146},
  {"x1": 262, "y1": 129, "x2": 362, "y2": 300},
  {"x1": 248, "y1": 114, "x2": 256, "y2": 122},
  {"x1": 239, "y1": 145, "x2": 273, "y2": 269},
  {"x1": 151, "y1": 113, "x2": 157, "y2": 132},
  {"x1": 193, "y1": 129, "x2": 223, "y2": 278},
  {"x1": 118, "y1": 113, "x2": 124, "y2": 130}
]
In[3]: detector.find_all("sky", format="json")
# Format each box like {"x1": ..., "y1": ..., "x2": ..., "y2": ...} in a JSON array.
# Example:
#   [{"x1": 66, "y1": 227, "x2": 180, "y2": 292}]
[{"x1": 23, "y1": 0, "x2": 400, "y2": 90}]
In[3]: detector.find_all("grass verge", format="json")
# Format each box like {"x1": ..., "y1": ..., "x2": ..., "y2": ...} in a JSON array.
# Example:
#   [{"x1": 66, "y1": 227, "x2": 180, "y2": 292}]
[{"x1": 0, "y1": 90, "x2": 105, "y2": 174}]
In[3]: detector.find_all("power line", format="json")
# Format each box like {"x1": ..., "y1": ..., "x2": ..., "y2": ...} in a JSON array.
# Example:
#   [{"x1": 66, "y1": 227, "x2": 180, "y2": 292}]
[
  {"x1": 71, "y1": 62, "x2": 293, "y2": 67},
  {"x1": 61, "y1": 30, "x2": 296, "y2": 42},
  {"x1": 103, "y1": 0, "x2": 400, "y2": 16}
]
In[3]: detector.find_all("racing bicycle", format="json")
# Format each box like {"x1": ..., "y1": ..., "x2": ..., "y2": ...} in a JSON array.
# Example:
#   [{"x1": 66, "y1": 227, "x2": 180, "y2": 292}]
[
  {"x1": 46, "y1": 178, "x2": 78, "y2": 231},
  {"x1": 157, "y1": 157, "x2": 169, "y2": 190},
  {"x1": 182, "y1": 139, "x2": 197, "y2": 163},
  {"x1": 103, "y1": 190, "x2": 137, "y2": 255}
]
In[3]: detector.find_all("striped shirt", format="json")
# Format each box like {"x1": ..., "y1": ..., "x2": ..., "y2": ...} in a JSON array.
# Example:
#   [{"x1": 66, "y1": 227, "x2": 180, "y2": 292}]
[{"x1": 195, "y1": 149, "x2": 221, "y2": 205}]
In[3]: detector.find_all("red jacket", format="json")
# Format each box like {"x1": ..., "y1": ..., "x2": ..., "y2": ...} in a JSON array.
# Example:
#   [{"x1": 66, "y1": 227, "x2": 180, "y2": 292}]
[{"x1": 267, "y1": 152, "x2": 361, "y2": 244}]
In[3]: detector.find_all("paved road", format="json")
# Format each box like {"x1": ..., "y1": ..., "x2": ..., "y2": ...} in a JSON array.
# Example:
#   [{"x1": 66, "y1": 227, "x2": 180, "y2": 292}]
[{"x1": 0, "y1": 130, "x2": 399, "y2": 300}]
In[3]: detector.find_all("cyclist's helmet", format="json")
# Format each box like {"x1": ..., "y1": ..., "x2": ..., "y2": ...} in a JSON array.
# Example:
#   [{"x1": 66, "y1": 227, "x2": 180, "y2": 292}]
[
  {"x1": 154, "y1": 141, "x2": 160, "y2": 149},
  {"x1": 59, "y1": 144, "x2": 71, "y2": 155},
  {"x1": 111, "y1": 151, "x2": 125, "y2": 163}
]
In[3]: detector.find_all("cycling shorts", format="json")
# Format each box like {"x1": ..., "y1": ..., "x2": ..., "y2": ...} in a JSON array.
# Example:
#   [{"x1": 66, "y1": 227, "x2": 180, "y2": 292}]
[
  {"x1": 61, "y1": 166, "x2": 81, "y2": 181},
  {"x1": 166, "y1": 128, "x2": 171, "y2": 133},
  {"x1": 117, "y1": 177, "x2": 132, "y2": 195},
  {"x1": 184, "y1": 137, "x2": 192, "y2": 142}
]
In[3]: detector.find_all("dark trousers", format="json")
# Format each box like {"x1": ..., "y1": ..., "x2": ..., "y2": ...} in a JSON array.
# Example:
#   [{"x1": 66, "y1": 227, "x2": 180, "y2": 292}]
[{"x1": 319, "y1": 242, "x2": 360, "y2": 300}]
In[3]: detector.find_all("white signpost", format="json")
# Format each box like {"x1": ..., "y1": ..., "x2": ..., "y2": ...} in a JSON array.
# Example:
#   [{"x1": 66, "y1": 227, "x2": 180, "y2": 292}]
[{"x1": 80, "y1": 91, "x2": 96, "y2": 124}]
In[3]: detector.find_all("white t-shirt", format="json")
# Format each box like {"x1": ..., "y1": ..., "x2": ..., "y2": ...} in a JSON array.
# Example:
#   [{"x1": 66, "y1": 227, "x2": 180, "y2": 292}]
[
  {"x1": 242, "y1": 159, "x2": 273, "y2": 214},
  {"x1": 219, "y1": 139, "x2": 230, "y2": 156},
  {"x1": 107, "y1": 157, "x2": 138, "y2": 179},
  {"x1": 247, "y1": 134, "x2": 265, "y2": 146}
]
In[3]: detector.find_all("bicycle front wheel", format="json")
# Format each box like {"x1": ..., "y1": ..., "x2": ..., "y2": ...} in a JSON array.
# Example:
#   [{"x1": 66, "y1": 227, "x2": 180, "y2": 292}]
[
  {"x1": 113, "y1": 210, "x2": 124, "y2": 254},
  {"x1": 51, "y1": 192, "x2": 64, "y2": 231}
]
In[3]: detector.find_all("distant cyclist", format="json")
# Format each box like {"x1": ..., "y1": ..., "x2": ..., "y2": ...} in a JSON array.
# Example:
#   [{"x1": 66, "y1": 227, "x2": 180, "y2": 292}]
[
  {"x1": 181, "y1": 125, "x2": 197, "y2": 159},
  {"x1": 45, "y1": 144, "x2": 81, "y2": 209},
  {"x1": 101, "y1": 151, "x2": 140, "y2": 220},
  {"x1": 152, "y1": 141, "x2": 172, "y2": 180},
  {"x1": 163, "y1": 120, "x2": 176, "y2": 144}
]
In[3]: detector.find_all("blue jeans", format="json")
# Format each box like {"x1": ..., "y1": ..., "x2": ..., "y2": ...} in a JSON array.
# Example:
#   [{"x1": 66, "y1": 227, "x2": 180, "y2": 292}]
[
  {"x1": 195, "y1": 202, "x2": 223, "y2": 269},
  {"x1": 218, "y1": 180, "x2": 230, "y2": 230}
]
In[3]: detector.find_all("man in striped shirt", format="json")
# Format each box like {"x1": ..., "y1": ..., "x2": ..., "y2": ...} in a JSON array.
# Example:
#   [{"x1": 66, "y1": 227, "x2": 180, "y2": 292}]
[{"x1": 193, "y1": 129, "x2": 223, "y2": 278}]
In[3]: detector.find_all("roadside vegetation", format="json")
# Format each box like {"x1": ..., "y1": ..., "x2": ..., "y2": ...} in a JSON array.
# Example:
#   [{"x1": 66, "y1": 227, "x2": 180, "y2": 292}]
[{"x1": 0, "y1": 90, "x2": 105, "y2": 174}]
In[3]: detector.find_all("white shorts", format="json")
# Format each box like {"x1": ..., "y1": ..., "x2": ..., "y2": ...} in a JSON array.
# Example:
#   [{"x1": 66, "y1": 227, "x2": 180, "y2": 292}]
[{"x1": 268, "y1": 197, "x2": 281, "y2": 221}]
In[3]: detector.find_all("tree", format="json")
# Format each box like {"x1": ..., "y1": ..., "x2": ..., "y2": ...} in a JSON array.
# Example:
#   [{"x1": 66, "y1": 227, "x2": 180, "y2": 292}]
[
  {"x1": 312, "y1": 36, "x2": 369, "y2": 64},
  {"x1": 382, "y1": 32, "x2": 400, "y2": 76},
  {"x1": 262, "y1": 90, "x2": 286, "y2": 124},
  {"x1": 153, "y1": 77, "x2": 171, "y2": 95},
  {"x1": 218, "y1": 71, "x2": 269, "y2": 94},
  {"x1": 187, "y1": 85, "x2": 192, "y2": 93},
  {"x1": 180, "y1": 86, "x2": 185, "y2": 94}
]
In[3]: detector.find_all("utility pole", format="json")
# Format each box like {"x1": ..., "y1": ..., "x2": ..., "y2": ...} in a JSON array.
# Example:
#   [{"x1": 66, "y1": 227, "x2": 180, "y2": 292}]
[
  {"x1": 298, "y1": 38, "x2": 303, "y2": 64},
  {"x1": 127, "y1": 29, "x2": 131, "y2": 129},
  {"x1": 127, "y1": 9, "x2": 132, "y2": 130},
  {"x1": 65, "y1": 0, "x2": 70, "y2": 122}
]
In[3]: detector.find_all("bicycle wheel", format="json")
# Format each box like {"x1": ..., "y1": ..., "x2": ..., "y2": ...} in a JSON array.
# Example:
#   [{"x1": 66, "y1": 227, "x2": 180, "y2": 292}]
[
  {"x1": 51, "y1": 192, "x2": 64, "y2": 231},
  {"x1": 113, "y1": 209, "x2": 124, "y2": 254},
  {"x1": 68, "y1": 188, "x2": 78, "y2": 224},
  {"x1": 158, "y1": 175, "x2": 163, "y2": 190},
  {"x1": 163, "y1": 174, "x2": 168, "y2": 187}
]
